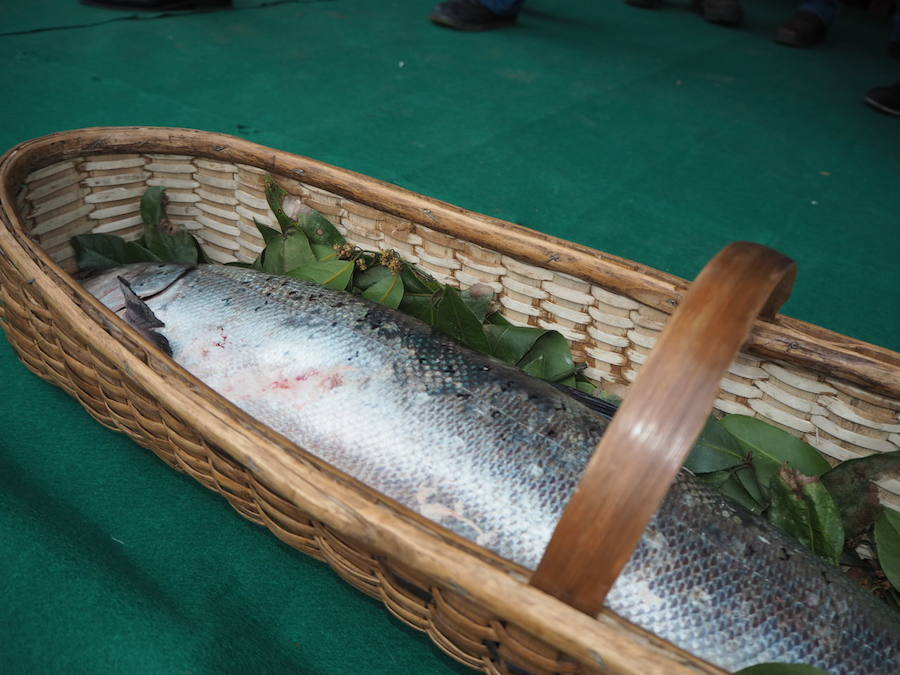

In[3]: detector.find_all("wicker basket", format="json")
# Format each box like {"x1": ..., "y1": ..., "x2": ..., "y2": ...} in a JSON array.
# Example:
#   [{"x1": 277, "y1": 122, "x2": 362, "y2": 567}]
[{"x1": 1, "y1": 127, "x2": 898, "y2": 675}]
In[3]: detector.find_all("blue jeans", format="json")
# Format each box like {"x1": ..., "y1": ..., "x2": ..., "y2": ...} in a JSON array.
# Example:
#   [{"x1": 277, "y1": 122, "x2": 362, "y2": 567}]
[
  {"x1": 800, "y1": 0, "x2": 900, "y2": 41},
  {"x1": 480, "y1": 0, "x2": 524, "y2": 15},
  {"x1": 799, "y1": 0, "x2": 840, "y2": 24}
]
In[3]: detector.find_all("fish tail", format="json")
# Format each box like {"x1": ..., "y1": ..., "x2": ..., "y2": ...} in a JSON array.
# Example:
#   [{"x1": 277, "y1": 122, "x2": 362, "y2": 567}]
[{"x1": 117, "y1": 276, "x2": 172, "y2": 356}]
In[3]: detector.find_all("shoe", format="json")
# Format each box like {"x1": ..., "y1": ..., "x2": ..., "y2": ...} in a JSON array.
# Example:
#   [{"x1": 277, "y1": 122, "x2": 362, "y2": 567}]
[
  {"x1": 80, "y1": 0, "x2": 231, "y2": 9},
  {"x1": 691, "y1": 0, "x2": 743, "y2": 27},
  {"x1": 775, "y1": 10, "x2": 828, "y2": 47},
  {"x1": 864, "y1": 82, "x2": 900, "y2": 116},
  {"x1": 626, "y1": 0, "x2": 663, "y2": 10},
  {"x1": 430, "y1": 0, "x2": 518, "y2": 31}
]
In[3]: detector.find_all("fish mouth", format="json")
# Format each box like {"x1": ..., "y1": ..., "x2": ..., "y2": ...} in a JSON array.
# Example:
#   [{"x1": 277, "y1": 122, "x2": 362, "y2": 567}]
[{"x1": 81, "y1": 262, "x2": 194, "y2": 312}]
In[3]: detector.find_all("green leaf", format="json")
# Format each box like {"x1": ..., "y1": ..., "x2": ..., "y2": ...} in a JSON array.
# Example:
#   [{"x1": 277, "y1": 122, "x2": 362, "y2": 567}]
[
  {"x1": 460, "y1": 286, "x2": 494, "y2": 322},
  {"x1": 72, "y1": 234, "x2": 161, "y2": 270},
  {"x1": 312, "y1": 243, "x2": 339, "y2": 261},
  {"x1": 257, "y1": 225, "x2": 316, "y2": 276},
  {"x1": 484, "y1": 323, "x2": 546, "y2": 365},
  {"x1": 485, "y1": 311, "x2": 512, "y2": 327},
  {"x1": 822, "y1": 451, "x2": 900, "y2": 540},
  {"x1": 401, "y1": 263, "x2": 441, "y2": 294},
  {"x1": 736, "y1": 664, "x2": 830, "y2": 675},
  {"x1": 720, "y1": 415, "x2": 832, "y2": 490},
  {"x1": 362, "y1": 273, "x2": 404, "y2": 309},
  {"x1": 283, "y1": 230, "x2": 316, "y2": 272},
  {"x1": 517, "y1": 331, "x2": 574, "y2": 383},
  {"x1": 595, "y1": 389, "x2": 622, "y2": 405},
  {"x1": 557, "y1": 373, "x2": 577, "y2": 388},
  {"x1": 264, "y1": 175, "x2": 297, "y2": 232},
  {"x1": 354, "y1": 265, "x2": 393, "y2": 291},
  {"x1": 287, "y1": 260, "x2": 354, "y2": 290},
  {"x1": 433, "y1": 286, "x2": 490, "y2": 353},
  {"x1": 155, "y1": 229, "x2": 199, "y2": 264},
  {"x1": 260, "y1": 237, "x2": 285, "y2": 274},
  {"x1": 685, "y1": 417, "x2": 747, "y2": 474},
  {"x1": 193, "y1": 236, "x2": 210, "y2": 264},
  {"x1": 298, "y1": 211, "x2": 346, "y2": 248},
  {"x1": 262, "y1": 177, "x2": 345, "y2": 247},
  {"x1": 133, "y1": 186, "x2": 200, "y2": 264},
  {"x1": 736, "y1": 464, "x2": 767, "y2": 507},
  {"x1": 254, "y1": 219, "x2": 283, "y2": 247},
  {"x1": 875, "y1": 508, "x2": 900, "y2": 591},
  {"x1": 225, "y1": 261, "x2": 255, "y2": 269},
  {"x1": 767, "y1": 466, "x2": 844, "y2": 565},
  {"x1": 883, "y1": 586, "x2": 900, "y2": 612},
  {"x1": 574, "y1": 376, "x2": 596, "y2": 395},
  {"x1": 697, "y1": 470, "x2": 764, "y2": 514},
  {"x1": 398, "y1": 292, "x2": 438, "y2": 324},
  {"x1": 140, "y1": 186, "x2": 166, "y2": 228},
  {"x1": 138, "y1": 186, "x2": 167, "y2": 255}
]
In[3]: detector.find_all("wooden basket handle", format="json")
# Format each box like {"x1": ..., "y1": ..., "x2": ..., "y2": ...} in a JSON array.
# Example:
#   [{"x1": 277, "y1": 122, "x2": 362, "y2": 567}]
[{"x1": 529, "y1": 242, "x2": 797, "y2": 615}]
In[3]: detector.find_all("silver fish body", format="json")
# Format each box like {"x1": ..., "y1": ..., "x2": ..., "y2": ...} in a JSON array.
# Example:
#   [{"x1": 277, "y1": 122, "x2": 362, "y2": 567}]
[{"x1": 83, "y1": 263, "x2": 900, "y2": 674}]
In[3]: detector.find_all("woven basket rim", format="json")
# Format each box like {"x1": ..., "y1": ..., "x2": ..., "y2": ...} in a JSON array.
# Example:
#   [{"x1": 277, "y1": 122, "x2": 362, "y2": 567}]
[{"x1": 0, "y1": 126, "x2": 735, "y2": 674}]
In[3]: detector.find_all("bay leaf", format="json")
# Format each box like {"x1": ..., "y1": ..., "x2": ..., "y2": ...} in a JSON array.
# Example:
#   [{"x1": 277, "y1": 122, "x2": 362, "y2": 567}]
[
  {"x1": 362, "y1": 273, "x2": 404, "y2": 309},
  {"x1": 288, "y1": 260, "x2": 354, "y2": 290},
  {"x1": 685, "y1": 417, "x2": 747, "y2": 474},
  {"x1": 720, "y1": 415, "x2": 832, "y2": 490},
  {"x1": 875, "y1": 508, "x2": 900, "y2": 591},
  {"x1": 433, "y1": 286, "x2": 489, "y2": 353},
  {"x1": 517, "y1": 331, "x2": 574, "y2": 383},
  {"x1": 767, "y1": 466, "x2": 844, "y2": 565}
]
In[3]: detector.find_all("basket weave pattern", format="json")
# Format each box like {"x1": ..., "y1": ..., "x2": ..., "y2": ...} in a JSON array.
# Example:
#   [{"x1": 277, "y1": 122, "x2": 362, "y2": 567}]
[
  {"x1": 2, "y1": 129, "x2": 899, "y2": 675},
  {"x1": 16, "y1": 151, "x2": 900, "y2": 509}
]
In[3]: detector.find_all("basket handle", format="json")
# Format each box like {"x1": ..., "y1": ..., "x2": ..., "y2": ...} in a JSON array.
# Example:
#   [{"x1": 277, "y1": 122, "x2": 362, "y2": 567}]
[{"x1": 529, "y1": 242, "x2": 797, "y2": 615}]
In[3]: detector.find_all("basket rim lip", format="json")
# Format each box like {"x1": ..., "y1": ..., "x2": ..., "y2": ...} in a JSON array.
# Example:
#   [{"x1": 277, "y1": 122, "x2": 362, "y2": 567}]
[
  {"x1": 0, "y1": 126, "x2": 730, "y2": 674},
  {"x1": 3, "y1": 125, "x2": 898, "y2": 399}
]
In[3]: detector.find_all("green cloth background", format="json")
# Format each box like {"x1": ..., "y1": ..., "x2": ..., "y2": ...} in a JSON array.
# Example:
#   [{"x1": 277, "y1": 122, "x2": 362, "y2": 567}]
[{"x1": 1, "y1": 1, "x2": 898, "y2": 673}]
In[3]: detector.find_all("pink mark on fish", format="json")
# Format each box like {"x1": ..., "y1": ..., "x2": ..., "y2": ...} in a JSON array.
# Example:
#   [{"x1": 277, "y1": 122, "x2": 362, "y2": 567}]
[
  {"x1": 322, "y1": 373, "x2": 344, "y2": 390},
  {"x1": 264, "y1": 369, "x2": 346, "y2": 392},
  {"x1": 214, "y1": 325, "x2": 228, "y2": 349}
]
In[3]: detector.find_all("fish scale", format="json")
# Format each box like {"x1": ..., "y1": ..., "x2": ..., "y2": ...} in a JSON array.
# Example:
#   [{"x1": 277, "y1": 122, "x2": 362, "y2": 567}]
[{"x1": 83, "y1": 263, "x2": 900, "y2": 674}]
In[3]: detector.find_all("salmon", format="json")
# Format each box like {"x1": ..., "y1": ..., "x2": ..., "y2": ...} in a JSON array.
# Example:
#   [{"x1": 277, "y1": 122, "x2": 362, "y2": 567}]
[{"x1": 82, "y1": 262, "x2": 900, "y2": 674}]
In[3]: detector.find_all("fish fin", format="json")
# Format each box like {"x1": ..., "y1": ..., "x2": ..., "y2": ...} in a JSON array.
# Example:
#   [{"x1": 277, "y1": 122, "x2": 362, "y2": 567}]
[
  {"x1": 554, "y1": 384, "x2": 619, "y2": 420},
  {"x1": 117, "y1": 276, "x2": 172, "y2": 356}
]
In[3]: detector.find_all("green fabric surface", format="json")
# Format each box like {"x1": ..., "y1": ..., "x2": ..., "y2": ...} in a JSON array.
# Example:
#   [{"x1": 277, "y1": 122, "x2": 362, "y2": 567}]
[{"x1": 1, "y1": 1, "x2": 898, "y2": 673}]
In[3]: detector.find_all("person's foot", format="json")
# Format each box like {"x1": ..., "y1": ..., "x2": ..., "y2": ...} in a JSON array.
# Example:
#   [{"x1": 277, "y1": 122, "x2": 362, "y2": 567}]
[
  {"x1": 626, "y1": 0, "x2": 663, "y2": 10},
  {"x1": 691, "y1": 0, "x2": 743, "y2": 27},
  {"x1": 80, "y1": 0, "x2": 230, "y2": 9},
  {"x1": 864, "y1": 82, "x2": 900, "y2": 116},
  {"x1": 775, "y1": 10, "x2": 828, "y2": 48},
  {"x1": 430, "y1": 0, "x2": 518, "y2": 31}
]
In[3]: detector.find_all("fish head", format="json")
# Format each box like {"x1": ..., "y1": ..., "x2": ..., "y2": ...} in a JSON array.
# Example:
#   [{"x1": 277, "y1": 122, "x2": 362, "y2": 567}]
[{"x1": 80, "y1": 263, "x2": 194, "y2": 312}]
